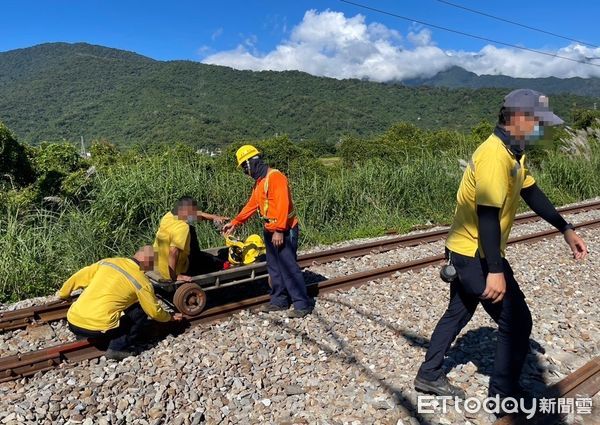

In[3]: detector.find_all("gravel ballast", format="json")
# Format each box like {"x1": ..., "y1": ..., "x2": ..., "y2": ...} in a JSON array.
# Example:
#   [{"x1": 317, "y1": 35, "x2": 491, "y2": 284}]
[{"x1": 0, "y1": 204, "x2": 599, "y2": 424}]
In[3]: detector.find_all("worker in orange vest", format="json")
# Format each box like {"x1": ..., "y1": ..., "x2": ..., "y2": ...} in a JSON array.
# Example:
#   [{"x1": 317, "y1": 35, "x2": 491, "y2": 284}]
[{"x1": 222, "y1": 145, "x2": 312, "y2": 318}]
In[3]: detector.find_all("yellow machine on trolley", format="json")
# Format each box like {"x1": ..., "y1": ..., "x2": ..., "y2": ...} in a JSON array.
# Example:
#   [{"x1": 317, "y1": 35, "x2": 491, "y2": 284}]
[{"x1": 225, "y1": 234, "x2": 266, "y2": 266}]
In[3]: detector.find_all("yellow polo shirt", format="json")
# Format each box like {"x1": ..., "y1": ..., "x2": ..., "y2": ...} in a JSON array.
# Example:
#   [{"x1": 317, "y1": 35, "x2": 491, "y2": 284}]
[
  {"x1": 446, "y1": 133, "x2": 536, "y2": 258},
  {"x1": 153, "y1": 212, "x2": 191, "y2": 280},
  {"x1": 59, "y1": 257, "x2": 171, "y2": 331}
]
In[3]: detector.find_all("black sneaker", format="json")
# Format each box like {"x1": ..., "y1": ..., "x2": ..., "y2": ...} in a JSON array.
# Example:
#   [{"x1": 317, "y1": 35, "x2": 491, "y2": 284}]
[
  {"x1": 260, "y1": 303, "x2": 288, "y2": 313},
  {"x1": 288, "y1": 309, "x2": 311, "y2": 318},
  {"x1": 105, "y1": 348, "x2": 135, "y2": 361},
  {"x1": 414, "y1": 375, "x2": 466, "y2": 399}
]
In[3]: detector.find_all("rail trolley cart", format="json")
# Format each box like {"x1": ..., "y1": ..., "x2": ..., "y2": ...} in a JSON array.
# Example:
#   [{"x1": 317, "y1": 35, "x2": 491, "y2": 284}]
[{"x1": 146, "y1": 246, "x2": 268, "y2": 316}]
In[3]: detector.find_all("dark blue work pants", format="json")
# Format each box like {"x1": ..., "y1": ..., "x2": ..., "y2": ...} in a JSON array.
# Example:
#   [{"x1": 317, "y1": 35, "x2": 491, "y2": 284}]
[
  {"x1": 264, "y1": 225, "x2": 311, "y2": 310},
  {"x1": 68, "y1": 303, "x2": 148, "y2": 351},
  {"x1": 417, "y1": 250, "x2": 533, "y2": 398}
]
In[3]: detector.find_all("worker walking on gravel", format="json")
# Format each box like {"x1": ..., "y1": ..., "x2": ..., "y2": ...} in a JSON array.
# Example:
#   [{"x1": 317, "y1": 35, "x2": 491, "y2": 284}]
[
  {"x1": 414, "y1": 89, "x2": 588, "y2": 412},
  {"x1": 153, "y1": 197, "x2": 229, "y2": 282},
  {"x1": 58, "y1": 246, "x2": 183, "y2": 361},
  {"x1": 222, "y1": 145, "x2": 312, "y2": 318}
]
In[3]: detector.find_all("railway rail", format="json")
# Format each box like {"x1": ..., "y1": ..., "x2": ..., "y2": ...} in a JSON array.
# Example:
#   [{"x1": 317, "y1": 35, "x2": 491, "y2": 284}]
[
  {"x1": 493, "y1": 357, "x2": 600, "y2": 425},
  {"x1": 2, "y1": 199, "x2": 599, "y2": 332},
  {"x1": 1, "y1": 216, "x2": 599, "y2": 385}
]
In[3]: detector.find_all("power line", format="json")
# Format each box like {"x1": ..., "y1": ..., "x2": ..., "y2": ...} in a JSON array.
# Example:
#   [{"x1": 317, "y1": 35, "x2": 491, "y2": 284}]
[
  {"x1": 339, "y1": 0, "x2": 600, "y2": 67},
  {"x1": 435, "y1": 0, "x2": 598, "y2": 49}
]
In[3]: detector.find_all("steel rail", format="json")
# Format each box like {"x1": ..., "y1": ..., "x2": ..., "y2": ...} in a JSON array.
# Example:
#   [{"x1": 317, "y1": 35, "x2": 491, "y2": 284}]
[
  {"x1": 0, "y1": 300, "x2": 73, "y2": 332},
  {"x1": 2, "y1": 200, "x2": 599, "y2": 333},
  {"x1": 493, "y1": 357, "x2": 600, "y2": 425},
  {"x1": 297, "y1": 199, "x2": 600, "y2": 266},
  {"x1": 1, "y1": 217, "x2": 598, "y2": 383}
]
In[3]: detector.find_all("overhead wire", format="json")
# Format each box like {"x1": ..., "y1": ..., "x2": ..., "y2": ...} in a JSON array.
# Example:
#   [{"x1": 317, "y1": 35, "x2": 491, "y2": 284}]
[
  {"x1": 339, "y1": 0, "x2": 600, "y2": 67},
  {"x1": 434, "y1": 0, "x2": 598, "y2": 49}
]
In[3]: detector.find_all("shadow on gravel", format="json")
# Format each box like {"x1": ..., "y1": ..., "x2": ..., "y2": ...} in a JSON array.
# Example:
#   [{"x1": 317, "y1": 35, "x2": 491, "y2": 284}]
[
  {"x1": 132, "y1": 319, "x2": 190, "y2": 353},
  {"x1": 140, "y1": 270, "x2": 329, "y2": 352},
  {"x1": 155, "y1": 269, "x2": 328, "y2": 312},
  {"x1": 445, "y1": 327, "x2": 549, "y2": 395},
  {"x1": 322, "y1": 296, "x2": 569, "y2": 424},
  {"x1": 265, "y1": 310, "x2": 434, "y2": 425}
]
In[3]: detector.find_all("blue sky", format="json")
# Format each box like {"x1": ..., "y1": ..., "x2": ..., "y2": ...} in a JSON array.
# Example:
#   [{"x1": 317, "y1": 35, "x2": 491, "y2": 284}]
[{"x1": 2, "y1": 1, "x2": 599, "y2": 80}]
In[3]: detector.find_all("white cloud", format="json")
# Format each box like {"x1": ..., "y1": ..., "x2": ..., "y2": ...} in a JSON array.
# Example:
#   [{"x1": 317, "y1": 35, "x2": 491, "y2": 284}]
[
  {"x1": 211, "y1": 28, "x2": 223, "y2": 41},
  {"x1": 243, "y1": 34, "x2": 258, "y2": 48},
  {"x1": 197, "y1": 45, "x2": 212, "y2": 55},
  {"x1": 202, "y1": 9, "x2": 600, "y2": 81},
  {"x1": 407, "y1": 28, "x2": 433, "y2": 47},
  {"x1": 263, "y1": 14, "x2": 289, "y2": 35}
]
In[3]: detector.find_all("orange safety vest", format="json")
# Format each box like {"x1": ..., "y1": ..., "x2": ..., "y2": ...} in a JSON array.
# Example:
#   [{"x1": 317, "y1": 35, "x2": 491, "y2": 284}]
[
  {"x1": 231, "y1": 169, "x2": 298, "y2": 232},
  {"x1": 259, "y1": 169, "x2": 296, "y2": 223}
]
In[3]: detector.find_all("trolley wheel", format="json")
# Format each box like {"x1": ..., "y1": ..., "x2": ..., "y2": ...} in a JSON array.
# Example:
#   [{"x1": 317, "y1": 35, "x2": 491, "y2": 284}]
[{"x1": 173, "y1": 283, "x2": 207, "y2": 316}]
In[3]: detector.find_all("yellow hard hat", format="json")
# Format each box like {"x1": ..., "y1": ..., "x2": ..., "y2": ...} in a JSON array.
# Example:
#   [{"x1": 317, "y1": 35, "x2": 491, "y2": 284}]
[{"x1": 235, "y1": 145, "x2": 260, "y2": 167}]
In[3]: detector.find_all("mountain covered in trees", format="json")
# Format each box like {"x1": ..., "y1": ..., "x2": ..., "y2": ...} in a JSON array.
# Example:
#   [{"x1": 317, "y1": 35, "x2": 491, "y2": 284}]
[
  {"x1": 0, "y1": 43, "x2": 597, "y2": 148},
  {"x1": 404, "y1": 66, "x2": 600, "y2": 98}
]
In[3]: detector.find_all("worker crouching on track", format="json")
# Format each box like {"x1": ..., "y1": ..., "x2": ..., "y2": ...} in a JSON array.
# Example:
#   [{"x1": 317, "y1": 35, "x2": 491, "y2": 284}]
[
  {"x1": 222, "y1": 145, "x2": 313, "y2": 318},
  {"x1": 153, "y1": 197, "x2": 229, "y2": 282},
  {"x1": 58, "y1": 246, "x2": 183, "y2": 361},
  {"x1": 414, "y1": 89, "x2": 589, "y2": 414}
]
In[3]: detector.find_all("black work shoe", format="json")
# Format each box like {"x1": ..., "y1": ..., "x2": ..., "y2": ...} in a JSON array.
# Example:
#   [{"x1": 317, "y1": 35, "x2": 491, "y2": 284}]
[
  {"x1": 105, "y1": 348, "x2": 135, "y2": 361},
  {"x1": 288, "y1": 309, "x2": 311, "y2": 318},
  {"x1": 414, "y1": 375, "x2": 466, "y2": 399},
  {"x1": 260, "y1": 303, "x2": 288, "y2": 313},
  {"x1": 487, "y1": 390, "x2": 535, "y2": 418}
]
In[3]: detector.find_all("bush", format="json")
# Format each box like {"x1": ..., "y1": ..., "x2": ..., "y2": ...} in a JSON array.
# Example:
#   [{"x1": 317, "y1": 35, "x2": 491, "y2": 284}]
[
  {"x1": 297, "y1": 139, "x2": 336, "y2": 157},
  {"x1": 28, "y1": 142, "x2": 90, "y2": 203},
  {"x1": 90, "y1": 139, "x2": 119, "y2": 167},
  {"x1": 219, "y1": 135, "x2": 323, "y2": 177},
  {"x1": 471, "y1": 120, "x2": 495, "y2": 141},
  {"x1": 338, "y1": 135, "x2": 405, "y2": 165},
  {"x1": 33, "y1": 142, "x2": 84, "y2": 174},
  {"x1": 0, "y1": 122, "x2": 35, "y2": 188},
  {"x1": 572, "y1": 109, "x2": 600, "y2": 130},
  {"x1": 339, "y1": 123, "x2": 478, "y2": 166}
]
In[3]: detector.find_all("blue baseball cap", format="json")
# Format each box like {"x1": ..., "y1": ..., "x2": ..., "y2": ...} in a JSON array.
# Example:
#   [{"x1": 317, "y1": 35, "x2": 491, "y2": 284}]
[{"x1": 502, "y1": 89, "x2": 564, "y2": 126}]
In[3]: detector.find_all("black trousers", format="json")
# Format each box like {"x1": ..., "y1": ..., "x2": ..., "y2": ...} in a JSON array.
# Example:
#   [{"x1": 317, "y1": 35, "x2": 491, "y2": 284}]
[
  {"x1": 186, "y1": 225, "x2": 224, "y2": 275},
  {"x1": 68, "y1": 303, "x2": 148, "y2": 351},
  {"x1": 186, "y1": 250, "x2": 223, "y2": 275},
  {"x1": 417, "y1": 250, "x2": 533, "y2": 398}
]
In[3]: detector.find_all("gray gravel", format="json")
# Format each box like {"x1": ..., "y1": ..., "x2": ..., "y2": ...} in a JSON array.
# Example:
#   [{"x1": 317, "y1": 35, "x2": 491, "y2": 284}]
[{"x1": 0, "y1": 201, "x2": 599, "y2": 424}]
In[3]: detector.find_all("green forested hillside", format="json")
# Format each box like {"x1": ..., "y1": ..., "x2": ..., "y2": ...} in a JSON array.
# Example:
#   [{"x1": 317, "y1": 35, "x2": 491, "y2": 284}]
[
  {"x1": 0, "y1": 43, "x2": 596, "y2": 148},
  {"x1": 404, "y1": 66, "x2": 600, "y2": 97}
]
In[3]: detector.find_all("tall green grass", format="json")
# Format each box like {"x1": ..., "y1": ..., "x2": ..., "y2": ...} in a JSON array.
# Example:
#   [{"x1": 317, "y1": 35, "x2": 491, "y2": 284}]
[{"x1": 1, "y1": 133, "x2": 599, "y2": 302}]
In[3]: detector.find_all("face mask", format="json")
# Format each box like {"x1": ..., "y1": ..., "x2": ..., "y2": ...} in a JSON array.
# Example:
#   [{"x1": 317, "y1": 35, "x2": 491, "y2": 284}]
[
  {"x1": 186, "y1": 215, "x2": 197, "y2": 225},
  {"x1": 525, "y1": 124, "x2": 544, "y2": 143},
  {"x1": 242, "y1": 162, "x2": 251, "y2": 176}
]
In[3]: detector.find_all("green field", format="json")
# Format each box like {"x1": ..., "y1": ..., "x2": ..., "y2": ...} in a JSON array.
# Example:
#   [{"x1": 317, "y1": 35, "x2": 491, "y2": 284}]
[{"x1": 317, "y1": 157, "x2": 342, "y2": 167}]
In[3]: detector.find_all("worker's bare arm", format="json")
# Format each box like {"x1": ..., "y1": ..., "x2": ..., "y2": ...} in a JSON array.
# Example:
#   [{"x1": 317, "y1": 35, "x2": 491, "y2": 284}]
[{"x1": 197, "y1": 211, "x2": 229, "y2": 222}]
